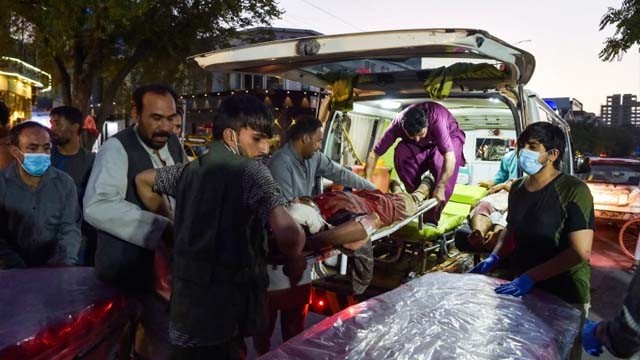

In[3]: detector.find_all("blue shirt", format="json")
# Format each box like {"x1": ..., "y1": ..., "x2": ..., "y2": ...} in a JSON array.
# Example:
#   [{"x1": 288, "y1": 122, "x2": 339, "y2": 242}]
[{"x1": 493, "y1": 150, "x2": 518, "y2": 184}]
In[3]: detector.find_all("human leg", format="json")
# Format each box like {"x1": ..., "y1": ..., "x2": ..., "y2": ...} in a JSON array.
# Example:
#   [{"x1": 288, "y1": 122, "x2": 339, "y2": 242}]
[
  {"x1": 136, "y1": 292, "x2": 170, "y2": 360},
  {"x1": 279, "y1": 284, "x2": 312, "y2": 341},
  {"x1": 252, "y1": 291, "x2": 279, "y2": 355}
]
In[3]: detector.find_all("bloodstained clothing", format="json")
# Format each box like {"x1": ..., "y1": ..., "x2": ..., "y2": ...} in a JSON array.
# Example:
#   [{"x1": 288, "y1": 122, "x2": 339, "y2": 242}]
[{"x1": 314, "y1": 190, "x2": 413, "y2": 226}]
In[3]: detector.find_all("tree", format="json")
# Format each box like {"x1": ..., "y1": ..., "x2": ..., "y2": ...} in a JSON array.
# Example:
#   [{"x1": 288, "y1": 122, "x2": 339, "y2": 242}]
[
  {"x1": 2, "y1": 0, "x2": 282, "y2": 130},
  {"x1": 599, "y1": 0, "x2": 640, "y2": 61}
]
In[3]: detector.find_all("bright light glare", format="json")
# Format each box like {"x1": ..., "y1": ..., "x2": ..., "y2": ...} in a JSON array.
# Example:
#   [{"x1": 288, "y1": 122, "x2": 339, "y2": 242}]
[{"x1": 379, "y1": 100, "x2": 401, "y2": 109}]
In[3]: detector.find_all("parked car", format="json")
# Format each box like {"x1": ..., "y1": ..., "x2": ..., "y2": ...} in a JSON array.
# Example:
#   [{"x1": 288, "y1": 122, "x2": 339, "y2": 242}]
[{"x1": 577, "y1": 157, "x2": 640, "y2": 222}]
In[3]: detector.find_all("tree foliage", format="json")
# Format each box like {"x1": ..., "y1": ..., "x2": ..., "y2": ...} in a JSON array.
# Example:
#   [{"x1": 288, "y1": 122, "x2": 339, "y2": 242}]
[
  {"x1": 599, "y1": 0, "x2": 640, "y2": 61},
  {"x1": 1, "y1": 0, "x2": 282, "y2": 129},
  {"x1": 571, "y1": 122, "x2": 640, "y2": 157}
]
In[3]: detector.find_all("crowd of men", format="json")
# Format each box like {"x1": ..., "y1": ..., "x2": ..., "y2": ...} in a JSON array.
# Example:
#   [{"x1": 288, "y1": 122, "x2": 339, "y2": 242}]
[{"x1": 0, "y1": 84, "x2": 637, "y2": 359}]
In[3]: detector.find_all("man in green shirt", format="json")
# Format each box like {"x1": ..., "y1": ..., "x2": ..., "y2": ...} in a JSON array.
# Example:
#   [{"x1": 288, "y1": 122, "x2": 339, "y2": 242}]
[{"x1": 471, "y1": 122, "x2": 594, "y2": 359}]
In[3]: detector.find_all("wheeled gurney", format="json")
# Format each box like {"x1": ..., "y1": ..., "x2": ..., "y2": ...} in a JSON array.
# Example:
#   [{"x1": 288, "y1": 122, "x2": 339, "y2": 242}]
[{"x1": 261, "y1": 272, "x2": 582, "y2": 360}]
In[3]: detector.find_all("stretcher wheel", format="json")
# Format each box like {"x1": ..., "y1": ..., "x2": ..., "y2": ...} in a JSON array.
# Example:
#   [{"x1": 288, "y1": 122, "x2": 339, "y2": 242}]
[{"x1": 618, "y1": 218, "x2": 640, "y2": 260}]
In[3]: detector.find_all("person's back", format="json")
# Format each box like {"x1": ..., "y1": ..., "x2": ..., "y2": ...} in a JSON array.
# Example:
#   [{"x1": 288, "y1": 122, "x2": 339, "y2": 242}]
[{"x1": 170, "y1": 142, "x2": 270, "y2": 344}]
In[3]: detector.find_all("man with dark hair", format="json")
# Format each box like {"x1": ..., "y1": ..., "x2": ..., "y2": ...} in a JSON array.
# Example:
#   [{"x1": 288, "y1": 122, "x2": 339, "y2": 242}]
[
  {"x1": 50, "y1": 105, "x2": 97, "y2": 265},
  {"x1": 84, "y1": 84, "x2": 186, "y2": 359},
  {"x1": 0, "y1": 101, "x2": 11, "y2": 169},
  {"x1": 471, "y1": 122, "x2": 594, "y2": 360},
  {"x1": 0, "y1": 122, "x2": 81, "y2": 268},
  {"x1": 270, "y1": 115, "x2": 375, "y2": 201},
  {"x1": 254, "y1": 115, "x2": 376, "y2": 354},
  {"x1": 133, "y1": 94, "x2": 306, "y2": 359},
  {"x1": 50, "y1": 106, "x2": 95, "y2": 198},
  {"x1": 365, "y1": 102, "x2": 466, "y2": 223}
]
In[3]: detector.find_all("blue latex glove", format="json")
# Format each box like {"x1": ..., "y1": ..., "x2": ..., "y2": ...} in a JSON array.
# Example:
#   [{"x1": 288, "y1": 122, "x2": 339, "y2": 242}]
[
  {"x1": 469, "y1": 254, "x2": 499, "y2": 274},
  {"x1": 582, "y1": 319, "x2": 603, "y2": 356},
  {"x1": 494, "y1": 274, "x2": 534, "y2": 297}
]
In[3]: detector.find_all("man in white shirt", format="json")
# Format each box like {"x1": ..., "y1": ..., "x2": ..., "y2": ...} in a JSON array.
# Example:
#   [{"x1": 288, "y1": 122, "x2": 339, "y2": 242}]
[{"x1": 84, "y1": 84, "x2": 186, "y2": 360}]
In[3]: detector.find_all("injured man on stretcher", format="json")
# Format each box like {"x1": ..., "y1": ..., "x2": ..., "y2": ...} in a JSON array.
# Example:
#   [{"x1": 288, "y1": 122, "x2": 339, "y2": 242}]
[{"x1": 134, "y1": 164, "x2": 435, "y2": 256}]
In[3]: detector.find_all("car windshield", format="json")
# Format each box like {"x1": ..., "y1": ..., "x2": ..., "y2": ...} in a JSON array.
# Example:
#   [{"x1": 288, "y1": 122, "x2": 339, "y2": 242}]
[{"x1": 579, "y1": 163, "x2": 640, "y2": 185}]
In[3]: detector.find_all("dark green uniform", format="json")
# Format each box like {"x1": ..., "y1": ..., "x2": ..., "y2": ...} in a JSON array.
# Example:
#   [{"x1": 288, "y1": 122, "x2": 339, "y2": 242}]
[{"x1": 507, "y1": 173, "x2": 594, "y2": 304}]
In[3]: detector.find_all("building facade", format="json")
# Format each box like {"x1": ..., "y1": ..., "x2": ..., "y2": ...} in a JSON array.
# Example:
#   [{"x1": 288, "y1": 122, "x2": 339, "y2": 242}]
[
  {"x1": 0, "y1": 56, "x2": 51, "y2": 125},
  {"x1": 600, "y1": 94, "x2": 640, "y2": 127}
]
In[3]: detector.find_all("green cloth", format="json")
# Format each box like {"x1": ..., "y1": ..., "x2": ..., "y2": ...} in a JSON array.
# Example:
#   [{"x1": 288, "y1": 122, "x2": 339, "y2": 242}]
[
  {"x1": 423, "y1": 63, "x2": 508, "y2": 100},
  {"x1": 507, "y1": 174, "x2": 595, "y2": 304},
  {"x1": 395, "y1": 201, "x2": 471, "y2": 241},
  {"x1": 449, "y1": 184, "x2": 487, "y2": 205}
]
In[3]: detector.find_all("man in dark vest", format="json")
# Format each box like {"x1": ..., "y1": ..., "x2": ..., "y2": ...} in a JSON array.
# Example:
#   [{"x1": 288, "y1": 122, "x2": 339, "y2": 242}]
[
  {"x1": 134, "y1": 94, "x2": 307, "y2": 359},
  {"x1": 84, "y1": 84, "x2": 186, "y2": 359}
]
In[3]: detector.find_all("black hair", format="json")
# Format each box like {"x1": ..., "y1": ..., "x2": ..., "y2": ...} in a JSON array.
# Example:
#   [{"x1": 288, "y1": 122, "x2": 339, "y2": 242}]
[
  {"x1": 132, "y1": 84, "x2": 179, "y2": 114},
  {"x1": 212, "y1": 94, "x2": 274, "y2": 140},
  {"x1": 517, "y1": 122, "x2": 566, "y2": 169},
  {"x1": 286, "y1": 115, "x2": 322, "y2": 142},
  {"x1": 0, "y1": 101, "x2": 9, "y2": 127},
  {"x1": 401, "y1": 105, "x2": 428, "y2": 137},
  {"x1": 9, "y1": 121, "x2": 51, "y2": 147},
  {"x1": 50, "y1": 106, "x2": 83, "y2": 134}
]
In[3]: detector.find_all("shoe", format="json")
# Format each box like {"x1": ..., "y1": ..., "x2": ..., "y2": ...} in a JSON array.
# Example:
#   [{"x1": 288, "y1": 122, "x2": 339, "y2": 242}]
[{"x1": 389, "y1": 179, "x2": 404, "y2": 193}]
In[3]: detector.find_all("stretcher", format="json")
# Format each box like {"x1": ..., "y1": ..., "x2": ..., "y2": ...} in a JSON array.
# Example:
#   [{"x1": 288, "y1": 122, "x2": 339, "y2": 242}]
[
  {"x1": 310, "y1": 198, "x2": 439, "y2": 274},
  {"x1": 262, "y1": 273, "x2": 582, "y2": 360},
  {"x1": 374, "y1": 184, "x2": 487, "y2": 275}
]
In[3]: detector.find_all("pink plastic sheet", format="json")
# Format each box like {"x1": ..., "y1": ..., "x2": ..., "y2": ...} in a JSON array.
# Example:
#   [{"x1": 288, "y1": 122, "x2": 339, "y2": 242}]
[{"x1": 261, "y1": 273, "x2": 581, "y2": 359}]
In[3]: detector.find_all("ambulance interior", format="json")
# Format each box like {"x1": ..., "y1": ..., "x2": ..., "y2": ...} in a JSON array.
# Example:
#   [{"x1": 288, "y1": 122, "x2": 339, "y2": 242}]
[
  {"x1": 311, "y1": 96, "x2": 519, "y2": 296},
  {"x1": 324, "y1": 97, "x2": 518, "y2": 188}
]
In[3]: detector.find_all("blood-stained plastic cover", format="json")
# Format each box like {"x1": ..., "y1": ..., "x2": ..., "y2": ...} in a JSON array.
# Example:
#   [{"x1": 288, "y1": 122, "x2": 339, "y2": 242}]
[
  {"x1": 0, "y1": 267, "x2": 131, "y2": 360},
  {"x1": 261, "y1": 273, "x2": 581, "y2": 360}
]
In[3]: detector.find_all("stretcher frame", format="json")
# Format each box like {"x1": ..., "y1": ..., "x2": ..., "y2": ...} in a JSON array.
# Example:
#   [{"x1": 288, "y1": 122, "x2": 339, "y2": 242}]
[{"x1": 311, "y1": 198, "x2": 439, "y2": 275}]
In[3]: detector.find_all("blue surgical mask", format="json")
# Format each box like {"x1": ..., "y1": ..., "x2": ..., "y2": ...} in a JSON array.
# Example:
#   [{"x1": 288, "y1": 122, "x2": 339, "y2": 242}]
[
  {"x1": 21, "y1": 153, "x2": 51, "y2": 177},
  {"x1": 518, "y1": 148, "x2": 547, "y2": 176}
]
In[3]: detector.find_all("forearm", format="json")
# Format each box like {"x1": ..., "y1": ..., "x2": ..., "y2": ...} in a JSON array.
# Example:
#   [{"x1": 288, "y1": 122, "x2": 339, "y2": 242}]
[
  {"x1": 306, "y1": 220, "x2": 369, "y2": 251},
  {"x1": 492, "y1": 227, "x2": 511, "y2": 258},
  {"x1": 135, "y1": 169, "x2": 171, "y2": 217},
  {"x1": 53, "y1": 227, "x2": 81, "y2": 265},
  {"x1": 365, "y1": 151, "x2": 379, "y2": 179},
  {"x1": 269, "y1": 206, "x2": 305, "y2": 257},
  {"x1": 524, "y1": 247, "x2": 585, "y2": 283},
  {"x1": 436, "y1": 152, "x2": 456, "y2": 189},
  {"x1": 84, "y1": 200, "x2": 170, "y2": 249}
]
